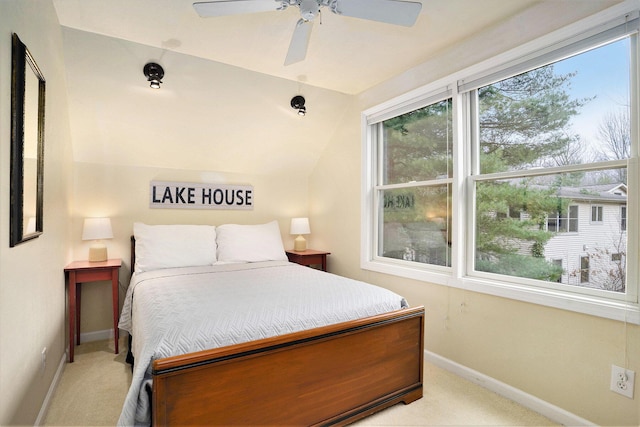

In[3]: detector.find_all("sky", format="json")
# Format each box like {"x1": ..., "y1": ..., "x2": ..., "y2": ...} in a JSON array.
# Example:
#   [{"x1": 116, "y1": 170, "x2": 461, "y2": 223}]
[{"x1": 553, "y1": 37, "x2": 630, "y2": 151}]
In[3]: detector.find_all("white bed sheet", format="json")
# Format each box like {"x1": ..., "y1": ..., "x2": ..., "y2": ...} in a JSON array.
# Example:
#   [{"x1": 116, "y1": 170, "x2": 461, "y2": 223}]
[{"x1": 117, "y1": 261, "x2": 408, "y2": 426}]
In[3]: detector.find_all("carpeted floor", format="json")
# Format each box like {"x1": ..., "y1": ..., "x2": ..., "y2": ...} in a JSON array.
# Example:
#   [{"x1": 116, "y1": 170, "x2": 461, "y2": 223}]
[
  {"x1": 43, "y1": 338, "x2": 558, "y2": 426},
  {"x1": 44, "y1": 338, "x2": 131, "y2": 426}
]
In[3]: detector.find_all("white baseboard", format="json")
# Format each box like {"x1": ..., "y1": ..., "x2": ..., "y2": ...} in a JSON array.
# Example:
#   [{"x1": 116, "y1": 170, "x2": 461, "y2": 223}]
[
  {"x1": 80, "y1": 328, "x2": 114, "y2": 343},
  {"x1": 425, "y1": 350, "x2": 596, "y2": 427},
  {"x1": 35, "y1": 352, "x2": 67, "y2": 426}
]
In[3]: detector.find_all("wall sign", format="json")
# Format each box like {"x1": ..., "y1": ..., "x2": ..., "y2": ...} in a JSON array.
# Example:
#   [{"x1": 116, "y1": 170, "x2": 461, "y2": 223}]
[{"x1": 150, "y1": 180, "x2": 254, "y2": 210}]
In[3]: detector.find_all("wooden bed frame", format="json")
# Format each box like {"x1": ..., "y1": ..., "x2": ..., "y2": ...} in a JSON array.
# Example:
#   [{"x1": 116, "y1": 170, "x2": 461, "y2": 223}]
[{"x1": 129, "y1": 237, "x2": 425, "y2": 426}]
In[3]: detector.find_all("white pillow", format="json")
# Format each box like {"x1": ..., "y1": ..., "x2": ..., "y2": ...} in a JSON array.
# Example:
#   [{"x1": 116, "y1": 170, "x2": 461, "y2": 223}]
[
  {"x1": 216, "y1": 221, "x2": 288, "y2": 263},
  {"x1": 133, "y1": 223, "x2": 217, "y2": 273}
]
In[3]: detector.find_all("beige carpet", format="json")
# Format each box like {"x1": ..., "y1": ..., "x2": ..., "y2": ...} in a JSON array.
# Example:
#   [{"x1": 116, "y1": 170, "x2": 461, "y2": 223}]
[
  {"x1": 44, "y1": 338, "x2": 131, "y2": 427},
  {"x1": 44, "y1": 338, "x2": 557, "y2": 426}
]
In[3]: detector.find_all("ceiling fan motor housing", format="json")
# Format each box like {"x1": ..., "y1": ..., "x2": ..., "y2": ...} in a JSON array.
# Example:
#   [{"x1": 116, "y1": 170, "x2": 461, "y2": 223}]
[{"x1": 299, "y1": 0, "x2": 320, "y2": 21}]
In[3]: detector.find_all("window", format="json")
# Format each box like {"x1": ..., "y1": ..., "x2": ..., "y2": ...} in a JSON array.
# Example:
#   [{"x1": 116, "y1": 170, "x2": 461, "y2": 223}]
[
  {"x1": 363, "y1": 9, "x2": 639, "y2": 323},
  {"x1": 552, "y1": 258, "x2": 564, "y2": 283},
  {"x1": 591, "y1": 205, "x2": 604, "y2": 223},
  {"x1": 471, "y1": 39, "x2": 630, "y2": 292},
  {"x1": 374, "y1": 97, "x2": 453, "y2": 268},
  {"x1": 547, "y1": 205, "x2": 578, "y2": 233},
  {"x1": 580, "y1": 256, "x2": 590, "y2": 284}
]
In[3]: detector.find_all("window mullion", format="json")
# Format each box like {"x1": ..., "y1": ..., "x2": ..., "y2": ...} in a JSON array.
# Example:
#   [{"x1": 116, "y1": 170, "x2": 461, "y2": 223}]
[
  {"x1": 375, "y1": 178, "x2": 453, "y2": 191},
  {"x1": 470, "y1": 159, "x2": 629, "y2": 183}
]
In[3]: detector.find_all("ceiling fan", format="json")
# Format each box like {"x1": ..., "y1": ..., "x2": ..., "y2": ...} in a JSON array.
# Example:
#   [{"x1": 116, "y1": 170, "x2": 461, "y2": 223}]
[{"x1": 193, "y1": 0, "x2": 422, "y2": 65}]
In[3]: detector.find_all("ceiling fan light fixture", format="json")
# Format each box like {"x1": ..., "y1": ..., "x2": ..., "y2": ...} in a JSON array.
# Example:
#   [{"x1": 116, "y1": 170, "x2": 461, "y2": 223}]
[
  {"x1": 143, "y1": 62, "x2": 164, "y2": 89},
  {"x1": 291, "y1": 95, "x2": 306, "y2": 116}
]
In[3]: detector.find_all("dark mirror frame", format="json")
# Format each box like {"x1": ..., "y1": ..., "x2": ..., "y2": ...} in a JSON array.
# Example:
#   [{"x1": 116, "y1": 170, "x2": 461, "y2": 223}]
[{"x1": 10, "y1": 33, "x2": 45, "y2": 247}]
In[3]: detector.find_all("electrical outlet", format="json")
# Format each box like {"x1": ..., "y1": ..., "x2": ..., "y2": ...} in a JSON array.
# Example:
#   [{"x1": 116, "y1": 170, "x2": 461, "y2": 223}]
[
  {"x1": 41, "y1": 347, "x2": 47, "y2": 374},
  {"x1": 610, "y1": 364, "x2": 635, "y2": 399}
]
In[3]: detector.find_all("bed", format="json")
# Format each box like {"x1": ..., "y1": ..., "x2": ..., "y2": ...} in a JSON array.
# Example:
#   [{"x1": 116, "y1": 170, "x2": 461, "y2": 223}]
[{"x1": 118, "y1": 221, "x2": 424, "y2": 426}]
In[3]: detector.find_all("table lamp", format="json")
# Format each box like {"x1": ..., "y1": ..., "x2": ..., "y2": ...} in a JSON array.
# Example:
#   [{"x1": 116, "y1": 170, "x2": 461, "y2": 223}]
[
  {"x1": 82, "y1": 218, "x2": 113, "y2": 262},
  {"x1": 290, "y1": 217, "x2": 311, "y2": 251}
]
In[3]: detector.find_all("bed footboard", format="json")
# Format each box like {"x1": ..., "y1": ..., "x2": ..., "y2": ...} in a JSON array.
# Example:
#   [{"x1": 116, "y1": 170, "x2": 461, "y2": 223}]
[{"x1": 152, "y1": 306, "x2": 424, "y2": 426}]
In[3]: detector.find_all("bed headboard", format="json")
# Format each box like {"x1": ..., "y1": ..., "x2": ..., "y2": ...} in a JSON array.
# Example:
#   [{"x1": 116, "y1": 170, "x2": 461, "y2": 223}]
[{"x1": 130, "y1": 235, "x2": 136, "y2": 274}]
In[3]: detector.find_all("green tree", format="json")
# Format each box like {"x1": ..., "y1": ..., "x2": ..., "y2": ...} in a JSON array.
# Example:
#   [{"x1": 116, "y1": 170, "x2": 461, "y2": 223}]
[
  {"x1": 474, "y1": 65, "x2": 591, "y2": 281},
  {"x1": 479, "y1": 67, "x2": 590, "y2": 172},
  {"x1": 475, "y1": 179, "x2": 562, "y2": 281},
  {"x1": 383, "y1": 99, "x2": 452, "y2": 185}
]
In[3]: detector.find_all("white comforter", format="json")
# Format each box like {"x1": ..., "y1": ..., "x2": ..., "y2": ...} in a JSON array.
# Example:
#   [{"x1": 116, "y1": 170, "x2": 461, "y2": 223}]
[{"x1": 117, "y1": 261, "x2": 408, "y2": 426}]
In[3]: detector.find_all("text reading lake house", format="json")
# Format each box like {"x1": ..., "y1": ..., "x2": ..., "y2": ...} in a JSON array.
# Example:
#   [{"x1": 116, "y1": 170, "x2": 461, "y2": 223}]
[{"x1": 150, "y1": 181, "x2": 253, "y2": 210}]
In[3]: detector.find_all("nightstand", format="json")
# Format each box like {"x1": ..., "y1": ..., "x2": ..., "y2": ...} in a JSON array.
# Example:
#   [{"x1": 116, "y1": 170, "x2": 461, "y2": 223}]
[
  {"x1": 64, "y1": 259, "x2": 121, "y2": 362},
  {"x1": 286, "y1": 249, "x2": 331, "y2": 271}
]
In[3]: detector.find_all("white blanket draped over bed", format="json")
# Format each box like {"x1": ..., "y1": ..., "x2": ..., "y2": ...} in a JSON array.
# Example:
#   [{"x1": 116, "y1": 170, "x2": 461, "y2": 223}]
[{"x1": 117, "y1": 261, "x2": 408, "y2": 426}]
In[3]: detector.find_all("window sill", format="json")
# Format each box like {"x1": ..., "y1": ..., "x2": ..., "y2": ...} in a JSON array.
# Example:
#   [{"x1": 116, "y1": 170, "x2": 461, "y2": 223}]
[{"x1": 362, "y1": 259, "x2": 640, "y2": 325}]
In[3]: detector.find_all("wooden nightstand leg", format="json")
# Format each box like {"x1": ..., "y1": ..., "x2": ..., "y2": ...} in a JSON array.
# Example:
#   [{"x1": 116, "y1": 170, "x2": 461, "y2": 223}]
[
  {"x1": 76, "y1": 284, "x2": 81, "y2": 346},
  {"x1": 68, "y1": 272, "x2": 76, "y2": 363},
  {"x1": 111, "y1": 269, "x2": 119, "y2": 354}
]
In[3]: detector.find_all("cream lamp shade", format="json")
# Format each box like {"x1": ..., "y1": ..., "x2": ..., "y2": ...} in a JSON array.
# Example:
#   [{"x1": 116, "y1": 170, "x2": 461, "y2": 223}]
[
  {"x1": 290, "y1": 217, "x2": 310, "y2": 251},
  {"x1": 82, "y1": 218, "x2": 113, "y2": 262}
]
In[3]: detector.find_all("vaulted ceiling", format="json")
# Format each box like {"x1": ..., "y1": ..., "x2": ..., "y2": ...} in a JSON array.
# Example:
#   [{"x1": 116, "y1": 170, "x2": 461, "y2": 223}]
[
  {"x1": 50, "y1": 0, "x2": 621, "y2": 175},
  {"x1": 53, "y1": 0, "x2": 542, "y2": 95}
]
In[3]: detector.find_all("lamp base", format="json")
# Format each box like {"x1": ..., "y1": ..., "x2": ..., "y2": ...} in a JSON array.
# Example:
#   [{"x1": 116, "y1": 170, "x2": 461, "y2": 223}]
[
  {"x1": 88, "y1": 246, "x2": 108, "y2": 262},
  {"x1": 294, "y1": 235, "x2": 307, "y2": 251}
]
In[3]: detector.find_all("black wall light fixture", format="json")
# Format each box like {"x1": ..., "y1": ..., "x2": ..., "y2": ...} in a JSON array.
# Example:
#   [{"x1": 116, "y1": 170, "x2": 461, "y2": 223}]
[
  {"x1": 291, "y1": 95, "x2": 306, "y2": 116},
  {"x1": 143, "y1": 62, "x2": 164, "y2": 89}
]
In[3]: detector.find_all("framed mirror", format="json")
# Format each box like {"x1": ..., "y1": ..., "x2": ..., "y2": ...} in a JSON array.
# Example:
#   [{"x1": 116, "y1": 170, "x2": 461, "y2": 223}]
[{"x1": 10, "y1": 33, "x2": 45, "y2": 247}]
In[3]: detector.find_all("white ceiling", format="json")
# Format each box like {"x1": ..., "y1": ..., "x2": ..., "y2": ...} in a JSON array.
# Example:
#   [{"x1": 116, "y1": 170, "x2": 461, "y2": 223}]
[
  {"x1": 52, "y1": 0, "x2": 542, "y2": 95},
  {"x1": 50, "y1": 0, "x2": 622, "y2": 176}
]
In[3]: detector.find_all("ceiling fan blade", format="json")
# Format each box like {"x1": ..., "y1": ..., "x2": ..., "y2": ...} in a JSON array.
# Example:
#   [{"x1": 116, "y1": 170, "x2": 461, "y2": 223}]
[
  {"x1": 284, "y1": 19, "x2": 313, "y2": 66},
  {"x1": 331, "y1": 0, "x2": 422, "y2": 27},
  {"x1": 193, "y1": 0, "x2": 282, "y2": 17}
]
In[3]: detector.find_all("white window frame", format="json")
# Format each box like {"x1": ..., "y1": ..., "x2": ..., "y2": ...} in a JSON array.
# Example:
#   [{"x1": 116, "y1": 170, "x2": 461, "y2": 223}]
[
  {"x1": 361, "y1": 4, "x2": 640, "y2": 324},
  {"x1": 370, "y1": 94, "x2": 454, "y2": 270},
  {"x1": 591, "y1": 205, "x2": 604, "y2": 223},
  {"x1": 547, "y1": 204, "x2": 579, "y2": 233}
]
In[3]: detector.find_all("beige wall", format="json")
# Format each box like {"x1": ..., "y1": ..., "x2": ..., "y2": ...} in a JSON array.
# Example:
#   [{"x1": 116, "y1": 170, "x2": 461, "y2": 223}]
[
  {"x1": 71, "y1": 162, "x2": 310, "y2": 331},
  {"x1": 0, "y1": 1, "x2": 74, "y2": 424},
  {"x1": 310, "y1": 1, "x2": 639, "y2": 426}
]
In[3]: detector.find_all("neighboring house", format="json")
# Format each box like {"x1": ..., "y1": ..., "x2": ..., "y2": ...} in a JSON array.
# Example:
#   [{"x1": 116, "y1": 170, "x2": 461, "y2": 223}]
[
  {"x1": 382, "y1": 182, "x2": 628, "y2": 293},
  {"x1": 543, "y1": 183, "x2": 627, "y2": 291}
]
